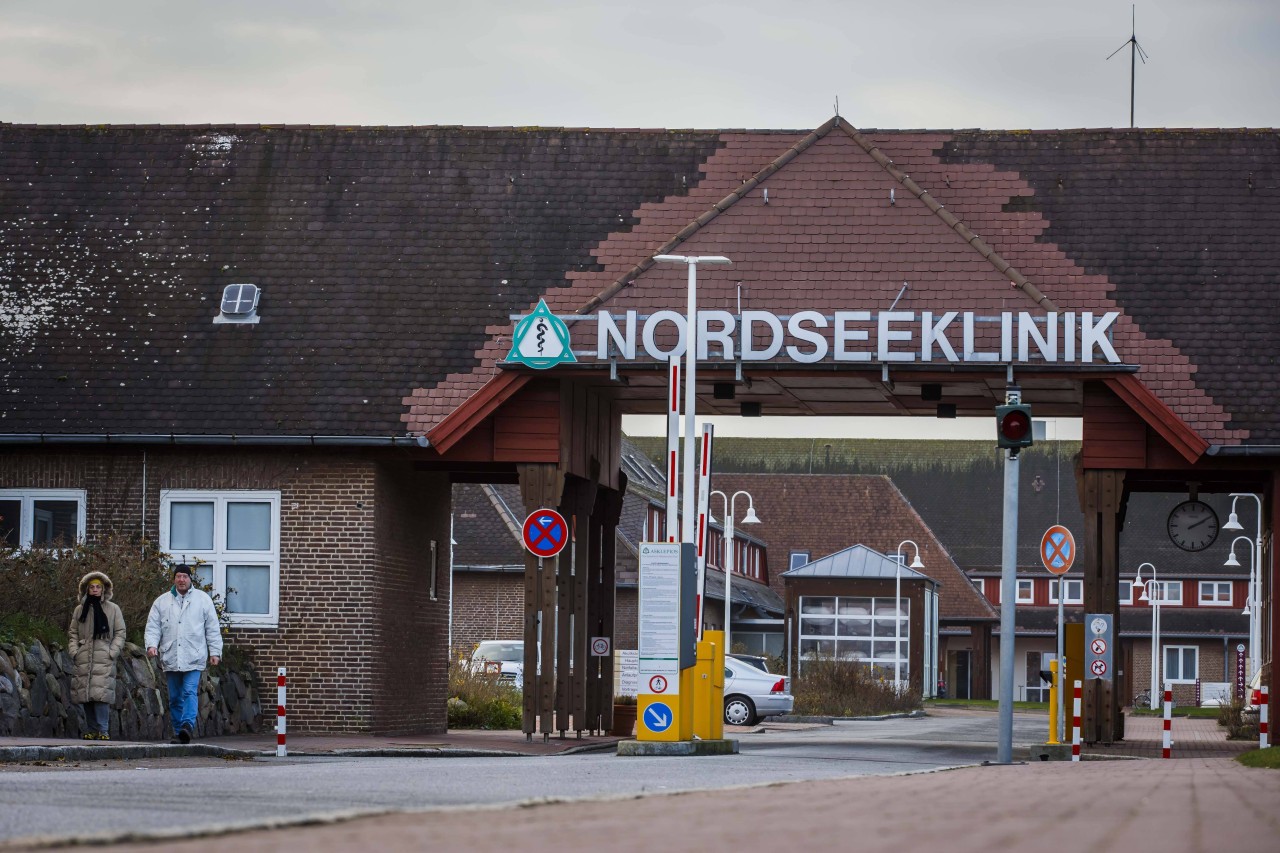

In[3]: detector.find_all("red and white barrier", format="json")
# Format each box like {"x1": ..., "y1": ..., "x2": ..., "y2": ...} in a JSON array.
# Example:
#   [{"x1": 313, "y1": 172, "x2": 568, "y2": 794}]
[
  {"x1": 276, "y1": 667, "x2": 287, "y2": 757},
  {"x1": 665, "y1": 356, "x2": 680, "y2": 543},
  {"x1": 1260, "y1": 685, "x2": 1270, "y2": 750},
  {"x1": 1071, "y1": 680, "x2": 1082, "y2": 762},
  {"x1": 1162, "y1": 684, "x2": 1172, "y2": 759}
]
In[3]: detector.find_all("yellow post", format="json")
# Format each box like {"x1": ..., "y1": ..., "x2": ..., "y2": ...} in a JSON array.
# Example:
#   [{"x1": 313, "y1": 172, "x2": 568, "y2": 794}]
[
  {"x1": 1047, "y1": 658, "x2": 1060, "y2": 745},
  {"x1": 692, "y1": 631, "x2": 725, "y2": 740}
]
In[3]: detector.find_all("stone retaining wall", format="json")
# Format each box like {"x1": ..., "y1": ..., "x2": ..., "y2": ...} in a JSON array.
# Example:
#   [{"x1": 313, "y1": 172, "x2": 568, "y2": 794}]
[{"x1": 0, "y1": 639, "x2": 261, "y2": 740}]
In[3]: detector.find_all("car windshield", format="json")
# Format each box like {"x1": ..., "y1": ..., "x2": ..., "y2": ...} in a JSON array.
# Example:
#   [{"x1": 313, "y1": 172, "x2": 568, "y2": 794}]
[
  {"x1": 731, "y1": 655, "x2": 772, "y2": 673},
  {"x1": 473, "y1": 642, "x2": 523, "y2": 662}
]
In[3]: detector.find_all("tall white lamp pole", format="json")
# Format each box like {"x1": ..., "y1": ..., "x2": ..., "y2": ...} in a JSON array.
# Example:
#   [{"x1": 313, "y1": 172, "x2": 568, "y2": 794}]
[
  {"x1": 1224, "y1": 493, "x2": 1263, "y2": 679},
  {"x1": 654, "y1": 254, "x2": 731, "y2": 639},
  {"x1": 1225, "y1": 535, "x2": 1256, "y2": 683},
  {"x1": 895, "y1": 540, "x2": 925, "y2": 693},
  {"x1": 711, "y1": 489, "x2": 760, "y2": 655},
  {"x1": 1133, "y1": 562, "x2": 1160, "y2": 711}
]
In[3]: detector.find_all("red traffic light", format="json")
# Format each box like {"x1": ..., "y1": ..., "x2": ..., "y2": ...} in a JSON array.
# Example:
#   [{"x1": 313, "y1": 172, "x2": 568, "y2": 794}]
[{"x1": 996, "y1": 403, "x2": 1034, "y2": 450}]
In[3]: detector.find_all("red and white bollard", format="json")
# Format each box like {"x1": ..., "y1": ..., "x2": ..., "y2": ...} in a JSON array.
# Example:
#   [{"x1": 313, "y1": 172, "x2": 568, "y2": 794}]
[
  {"x1": 1071, "y1": 680, "x2": 1082, "y2": 762},
  {"x1": 1260, "y1": 685, "x2": 1269, "y2": 750},
  {"x1": 1162, "y1": 684, "x2": 1173, "y2": 759},
  {"x1": 276, "y1": 667, "x2": 287, "y2": 758}
]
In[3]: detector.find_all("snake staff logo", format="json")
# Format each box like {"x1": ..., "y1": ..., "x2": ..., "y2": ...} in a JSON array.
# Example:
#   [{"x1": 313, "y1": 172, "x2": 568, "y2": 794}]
[{"x1": 508, "y1": 299, "x2": 576, "y2": 369}]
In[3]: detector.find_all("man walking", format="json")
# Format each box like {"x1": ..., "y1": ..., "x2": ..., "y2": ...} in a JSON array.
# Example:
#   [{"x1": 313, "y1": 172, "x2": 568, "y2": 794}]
[{"x1": 145, "y1": 564, "x2": 222, "y2": 744}]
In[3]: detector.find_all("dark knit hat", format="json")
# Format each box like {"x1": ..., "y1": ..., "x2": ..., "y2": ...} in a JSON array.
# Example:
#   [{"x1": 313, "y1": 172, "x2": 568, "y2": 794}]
[{"x1": 173, "y1": 564, "x2": 194, "y2": 579}]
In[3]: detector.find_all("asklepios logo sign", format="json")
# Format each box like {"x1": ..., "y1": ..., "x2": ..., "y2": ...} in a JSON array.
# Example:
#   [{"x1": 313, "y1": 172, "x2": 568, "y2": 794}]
[{"x1": 507, "y1": 299, "x2": 576, "y2": 369}]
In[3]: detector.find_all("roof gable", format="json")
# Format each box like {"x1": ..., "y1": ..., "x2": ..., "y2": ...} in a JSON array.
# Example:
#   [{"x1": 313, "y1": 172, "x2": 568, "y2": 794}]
[{"x1": 783, "y1": 543, "x2": 932, "y2": 581}]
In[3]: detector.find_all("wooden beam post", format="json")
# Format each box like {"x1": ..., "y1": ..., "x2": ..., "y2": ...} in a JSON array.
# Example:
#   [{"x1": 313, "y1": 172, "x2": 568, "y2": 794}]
[
  {"x1": 518, "y1": 463, "x2": 564, "y2": 738},
  {"x1": 1077, "y1": 465, "x2": 1126, "y2": 744}
]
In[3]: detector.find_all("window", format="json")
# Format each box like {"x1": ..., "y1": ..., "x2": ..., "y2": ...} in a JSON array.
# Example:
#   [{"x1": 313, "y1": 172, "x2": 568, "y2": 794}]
[
  {"x1": 1025, "y1": 651, "x2": 1058, "y2": 702},
  {"x1": 789, "y1": 551, "x2": 810, "y2": 571},
  {"x1": 1119, "y1": 582, "x2": 1132, "y2": 605},
  {"x1": 1199, "y1": 581, "x2": 1232, "y2": 606},
  {"x1": 160, "y1": 490, "x2": 280, "y2": 627},
  {"x1": 971, "y1": 578, "x2": 985, "y2": 596},
  {"x1": 1049, "y1": 578, "x2": 1083, "y2": 604},
  {"x1": 797, "y1": 595, "x2": 909, "y2": 679},
  {"x1": 1151, "y1": 581, "x2": 1183, "y2": 605},
  {"x1": 1016, "y1": 579, "x2": 1035, "y2": 603},
  {"x1": 1164, "y1": 645, "x2": 1198, "y2": 683},
  {"x1": 0, "y1": 489, "x2": 86, "y2": 548}
]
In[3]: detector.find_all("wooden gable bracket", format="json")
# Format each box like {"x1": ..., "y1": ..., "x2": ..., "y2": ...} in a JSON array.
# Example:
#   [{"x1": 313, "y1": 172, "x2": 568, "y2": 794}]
[{"x1": 1103, "y1": 374, "x2": 1210, "y2": 465}]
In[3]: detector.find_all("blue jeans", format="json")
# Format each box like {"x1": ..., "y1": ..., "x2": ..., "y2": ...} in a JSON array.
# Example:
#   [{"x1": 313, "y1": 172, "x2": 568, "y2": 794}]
[
  {"x1": 166, "y1": 670, "x2": 201, "y2": 734},
  {"x1": 83, "y1": 701, "x2": 109, "y2": 735}
]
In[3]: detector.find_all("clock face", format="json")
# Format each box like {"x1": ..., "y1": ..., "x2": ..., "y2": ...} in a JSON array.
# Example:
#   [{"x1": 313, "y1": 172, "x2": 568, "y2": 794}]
[{"x1": 1167, "y1": 500, "x2": 1220, "y2": 552}]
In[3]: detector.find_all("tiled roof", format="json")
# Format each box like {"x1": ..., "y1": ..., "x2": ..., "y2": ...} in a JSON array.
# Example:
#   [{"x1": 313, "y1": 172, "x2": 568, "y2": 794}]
[
  {"x1": 0, "y1": 125, "x2": 722, "y2": 434},
  {"x1": 5, "y1": 123, "x2": 1278, "y2": 451},
  {"x1": 713, "y1": 473, "x2": 997, "y2": 622}
]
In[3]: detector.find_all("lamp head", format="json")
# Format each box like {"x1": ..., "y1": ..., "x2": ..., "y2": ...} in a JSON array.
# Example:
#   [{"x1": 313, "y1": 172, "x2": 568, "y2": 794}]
[
  {"x1": 1224, "y1": 511, "x2": 1243, "y2": 531},
  {"x1": 909, "y1": 554, "x2": 925, "y2": 569},
  {"x1": 741, "y1": 506, "x2": 761, "y2": 525},
  {"x1": 1224, "y1": 551, "x2": 1241, "y2": 568},
  {"x1": 1242, "y1": 605, "x2": 1251, "y2": 617}
]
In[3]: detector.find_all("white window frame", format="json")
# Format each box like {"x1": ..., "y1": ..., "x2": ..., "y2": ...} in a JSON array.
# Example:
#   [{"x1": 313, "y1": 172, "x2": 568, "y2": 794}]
[
  {"x1": 1049, "y1": 578, "x2": 1083, "y2": 605},
  {"x1": 796, "y1": 595, "x2": 910, "y2": 679},
  {"x1": 1016, "y1": 579, "x2": 1035, "y2": 604},
  {"x1": 972, "y1": 577, "x2": 985, "y2": 596},
  {"x1": 159, "y1": 489, "x2": 280, "y2": 628},
  {"x1": 0, "y1": 489, "x2": 87, "y2": 548},
  {"x1": 1119, "y1": 582, "x2": 1132, "y2": 605},
  {"x1": 1152, "y1": 580, "x2": 1183, "y2": 605},
  {"x1": 1163, "y1": 645, "x2": 1199, "y2": 684},
  {"x1": 1198, "y1": 581, "x2": 1233, "y2": 607},
  {"x1": 789, "y1": 551, "x2": 810, "y2": 571}
]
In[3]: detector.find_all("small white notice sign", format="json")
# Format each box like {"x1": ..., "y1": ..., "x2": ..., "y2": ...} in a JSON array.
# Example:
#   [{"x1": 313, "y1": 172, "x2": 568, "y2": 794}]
[{"x1": 638, "y1": 542, "x2": 681, "y2": 696}]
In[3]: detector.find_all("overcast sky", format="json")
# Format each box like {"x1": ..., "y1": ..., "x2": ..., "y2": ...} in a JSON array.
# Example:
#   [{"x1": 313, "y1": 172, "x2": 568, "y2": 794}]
[{"x1": 3, "y1": 0, "x2": 1276, "y2": 129}]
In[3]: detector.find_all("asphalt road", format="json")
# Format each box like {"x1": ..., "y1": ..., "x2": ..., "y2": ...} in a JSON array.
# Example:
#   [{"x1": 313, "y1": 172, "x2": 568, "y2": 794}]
[{"x1": 0, "y1": 712, "x2": 1048, "y2": 847}]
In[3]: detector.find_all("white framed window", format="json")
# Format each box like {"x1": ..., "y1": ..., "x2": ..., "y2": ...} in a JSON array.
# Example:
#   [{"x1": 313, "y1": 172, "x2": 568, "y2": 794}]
[
  {"x1": 972, "y1": 577, "x2": 985, "y2": 596},
  {"x1": 1163, "y1": 645, "x2": 1198, "y2": 683},
  {"x1": 1049, "y1": 578, "x2": 1083, "y2": 604},
  {"x1": 1199, "y1": 581, "x2": 1232, "y2": 606},
  {"x1": 789, "y1": 551, "x2": 810, "y2": 571},
  {"x1": 159, "y1": 490, "x2": 280, "y2": 627},
  {"x1": 1016, "y1": 579, "x2": 1035, "y2": 603},
  {"x1": 1151, "y1": 581, "x2": 1183, "y2": 605},
  {"x1": 0, "y1": 489, "x2": 86, "y2": 548},
  {"x1": 797, "y1": 595, "x2": 909, "y2": 679},
  {"x1": 1119, "y1": 582, "x2": 1132, "y2": 605}
]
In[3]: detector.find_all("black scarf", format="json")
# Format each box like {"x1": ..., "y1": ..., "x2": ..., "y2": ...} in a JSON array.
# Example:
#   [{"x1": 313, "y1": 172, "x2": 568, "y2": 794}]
[{"x1": 79, "y1": 594, "x2": 110, "y2": 639}]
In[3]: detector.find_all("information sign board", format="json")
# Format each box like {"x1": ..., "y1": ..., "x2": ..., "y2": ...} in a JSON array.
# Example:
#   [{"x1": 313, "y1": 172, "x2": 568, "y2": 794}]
[{"x1": 1084, "y1": 613, "x2": 1114, "y2": 681}]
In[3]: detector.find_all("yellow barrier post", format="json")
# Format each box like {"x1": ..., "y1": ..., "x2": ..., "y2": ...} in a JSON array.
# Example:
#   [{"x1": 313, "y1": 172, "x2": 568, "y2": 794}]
[
  {"x1": 692, "y1": 630, "x2": 726, "y2": 740},
  {"x1": 1047, "y1": 658, "x2": 1060, "y2": 745}
]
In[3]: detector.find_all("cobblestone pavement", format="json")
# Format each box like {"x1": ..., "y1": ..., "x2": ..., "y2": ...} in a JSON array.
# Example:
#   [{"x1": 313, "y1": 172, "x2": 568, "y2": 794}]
[{"x1": 87, "y1": 757, "x2": 1280, "y2": 853}]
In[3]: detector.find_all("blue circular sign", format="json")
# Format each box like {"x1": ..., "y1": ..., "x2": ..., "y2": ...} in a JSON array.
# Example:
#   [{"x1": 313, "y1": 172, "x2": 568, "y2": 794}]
[
  {"x1": 523, "y1": 509, "x2": 568, "y2": 558},
  {"x1": 643, "y1": 701, "x2": 673, "y2": 733}
]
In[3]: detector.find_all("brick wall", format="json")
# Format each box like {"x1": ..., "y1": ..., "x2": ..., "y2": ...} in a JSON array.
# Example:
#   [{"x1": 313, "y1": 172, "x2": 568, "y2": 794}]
[
  {"x1": 370, "y1": 465, "x2": 451, "y2": 734},
  {"x1": 450, "y1": 571, "x2": 524, "y2": 659},
  {"x1": 615, "y1": 587, "x2": 638, "y2": 648},
  {"x1": 1126, "y1": 638, "x2": 1234, "y2": 706},
  {"x1": 1, "y1": 446, "x2": 454, "y2": 733}
]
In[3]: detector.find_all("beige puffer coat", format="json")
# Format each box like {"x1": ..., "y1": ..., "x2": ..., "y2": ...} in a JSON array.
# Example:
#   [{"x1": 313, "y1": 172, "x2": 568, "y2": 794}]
[{"x1": 68, "y1": 571, "x2": 126, "y2": 705}]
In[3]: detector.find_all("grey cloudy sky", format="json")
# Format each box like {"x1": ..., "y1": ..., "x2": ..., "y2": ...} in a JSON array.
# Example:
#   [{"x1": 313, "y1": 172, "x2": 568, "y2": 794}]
[{"x1": 3, "y1": 0, "x2": 1277, "y2": 129}]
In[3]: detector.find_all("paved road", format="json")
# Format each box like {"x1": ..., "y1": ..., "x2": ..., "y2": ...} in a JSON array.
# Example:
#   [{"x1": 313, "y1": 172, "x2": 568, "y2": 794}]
[{"x1": 0, "y1": 713, "x2": 1042, "y2": 846}]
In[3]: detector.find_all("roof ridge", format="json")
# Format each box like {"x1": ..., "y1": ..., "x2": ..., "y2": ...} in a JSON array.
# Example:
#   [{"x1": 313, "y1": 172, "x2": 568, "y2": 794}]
[
  {"x1": 481, "y1": 483, "x2": 524, "y2": 542},
  {"x1": 577, "y1": 116, "x2": 842, "y2": 314},
  {"x1": 831, "y1": 117, "x2": 1059, "y2": 313}
]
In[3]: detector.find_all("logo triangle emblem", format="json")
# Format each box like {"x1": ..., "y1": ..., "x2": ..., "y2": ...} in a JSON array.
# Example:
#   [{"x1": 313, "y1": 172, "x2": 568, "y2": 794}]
[{"x1": 508, "y1": 299, "x2": 576, "y2": 369}]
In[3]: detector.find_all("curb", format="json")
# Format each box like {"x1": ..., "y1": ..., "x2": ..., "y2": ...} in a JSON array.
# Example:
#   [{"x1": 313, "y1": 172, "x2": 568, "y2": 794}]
[{"x1": 0, "y1": 743, "x2": 259, "y2": 763}]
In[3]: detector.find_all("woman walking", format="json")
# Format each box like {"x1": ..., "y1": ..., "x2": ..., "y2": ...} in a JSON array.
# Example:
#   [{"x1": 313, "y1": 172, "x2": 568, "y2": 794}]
[{"x1": 68, "y1": 571, "x2": 126, "y2": 740}]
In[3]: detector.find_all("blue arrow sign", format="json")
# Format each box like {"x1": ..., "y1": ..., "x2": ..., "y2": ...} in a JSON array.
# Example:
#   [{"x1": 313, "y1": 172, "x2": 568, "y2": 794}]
[{"x1": 643, "y1": 701, "x2": 673, "y2": 733}]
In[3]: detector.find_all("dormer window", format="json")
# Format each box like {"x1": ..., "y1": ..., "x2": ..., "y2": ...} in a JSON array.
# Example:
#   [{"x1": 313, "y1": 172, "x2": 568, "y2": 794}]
[{"x1": 214, "y1": 283, "x2": 261, "y2": 324}]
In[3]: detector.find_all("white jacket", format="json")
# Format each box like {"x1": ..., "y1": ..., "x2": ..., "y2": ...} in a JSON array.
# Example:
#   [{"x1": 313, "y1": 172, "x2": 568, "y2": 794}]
[{"x1": 144, "y1": 587, "x2": 223, "y2": 672}]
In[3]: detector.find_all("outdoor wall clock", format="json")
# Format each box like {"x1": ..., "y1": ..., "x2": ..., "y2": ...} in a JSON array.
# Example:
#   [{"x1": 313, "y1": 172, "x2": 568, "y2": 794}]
[{"x1": 1167, "y1": 499, "x2": 1220, "y2": 551}]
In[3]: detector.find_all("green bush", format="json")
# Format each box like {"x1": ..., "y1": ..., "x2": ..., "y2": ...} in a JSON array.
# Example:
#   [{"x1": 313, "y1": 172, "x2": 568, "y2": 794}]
[
  {"x1": 1218, "y1": 692, "x2": 1259, "y2": 740},
  {"x1": 0, "y1": 534, "x2": 175, "y2": 647},
  {"x1": 792, "y1": 655, "x2": 921, "y2": 717},
  {"x1": 447, "y1": 659, "x2": 523, "y2": 729}
]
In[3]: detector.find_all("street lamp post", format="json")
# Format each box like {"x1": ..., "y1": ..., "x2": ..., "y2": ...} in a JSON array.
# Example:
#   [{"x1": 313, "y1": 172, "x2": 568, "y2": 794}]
[
  {"x1": 711, "y1": 490, "x2": 760, "y2": 655},
  {"x1": 1133, "y1": 562, "x2": 1160, "y2": 711},
  {"x1": 1225, "y1": 535, "x2": 1256, "y2": 686},
  {"x1": 654, "y1": 254, "x2": 731, "y2": 639},
  {"x1": 1224, "y1": 493, "x2": 1263, "y2": 679},
  {"x1": 895, "y1": 540, "x2": 925, "y2": 693}
]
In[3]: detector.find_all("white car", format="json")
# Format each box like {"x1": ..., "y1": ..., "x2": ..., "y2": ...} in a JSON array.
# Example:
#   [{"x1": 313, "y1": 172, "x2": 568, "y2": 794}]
[
  {"x1": 469, "y1": 641, "x2": 525, "y2": 685},
  {"x1": 724, "y1": 655, "x2": 793, "y2": 726}
]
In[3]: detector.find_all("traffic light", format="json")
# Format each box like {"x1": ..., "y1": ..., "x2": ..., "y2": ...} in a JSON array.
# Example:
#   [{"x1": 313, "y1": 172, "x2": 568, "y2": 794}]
[{"x1": 996, "y1": 402, "x2": 1034, "y2": 453}]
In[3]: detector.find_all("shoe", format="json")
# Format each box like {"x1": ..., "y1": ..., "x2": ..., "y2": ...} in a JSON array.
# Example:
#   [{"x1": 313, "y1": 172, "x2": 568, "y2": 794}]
[
  {"x1": 82, "y1": 732, "x2": 95, "y2": 740},
  {"x1": 98, "y1": 733, "x2": 110, "y2": 741},
  {"x1": 178, "y1": 725, "x2": 192, "y2": 744},
  {"x1": 169, "y1": 735, "x2": 183, "y2": 744}
]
